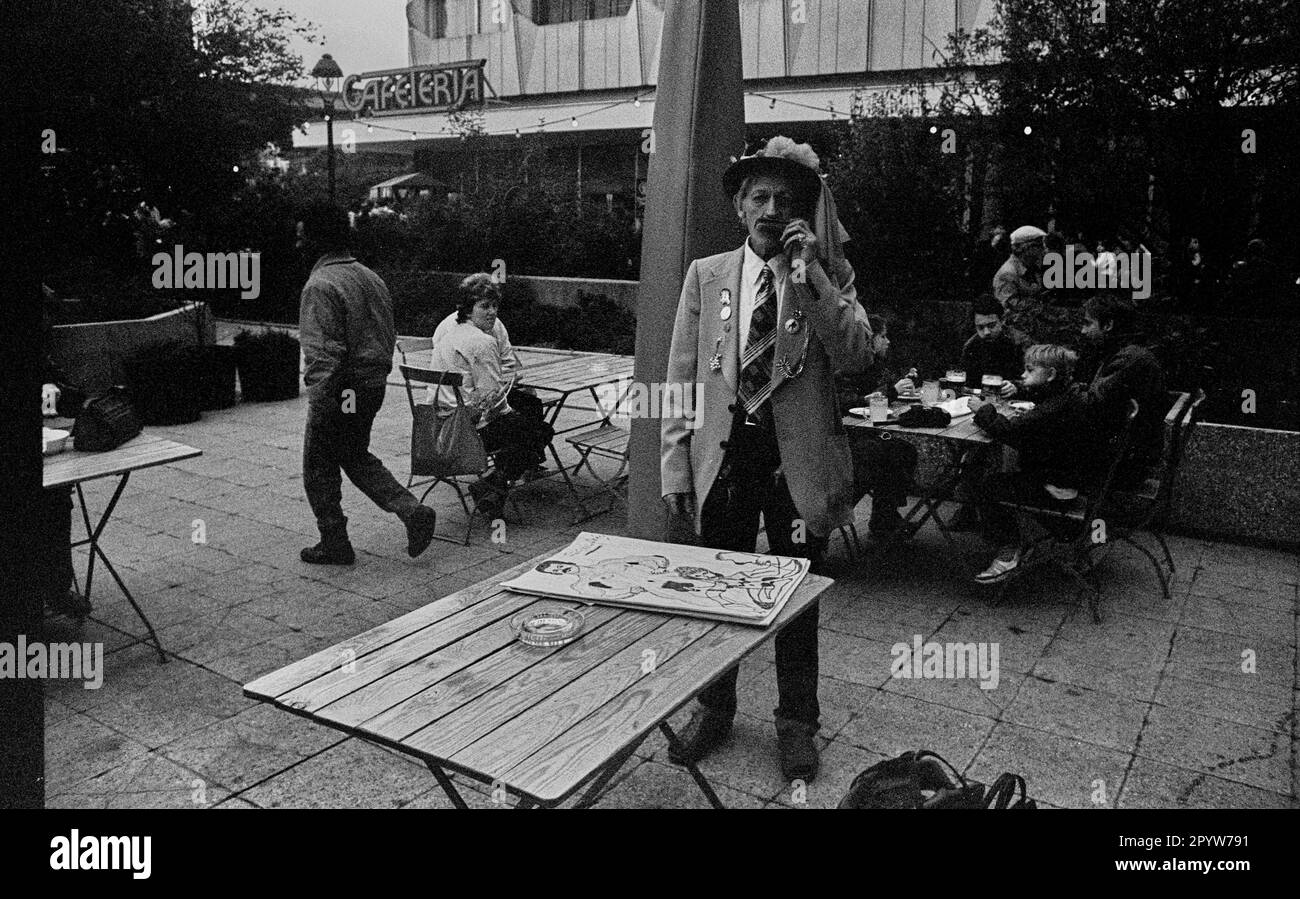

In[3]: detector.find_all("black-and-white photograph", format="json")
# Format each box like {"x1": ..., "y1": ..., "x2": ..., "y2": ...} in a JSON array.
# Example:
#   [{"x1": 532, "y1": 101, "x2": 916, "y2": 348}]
[{"x1": 4, "y1": 0, "x2": 1297, "y2": 849}]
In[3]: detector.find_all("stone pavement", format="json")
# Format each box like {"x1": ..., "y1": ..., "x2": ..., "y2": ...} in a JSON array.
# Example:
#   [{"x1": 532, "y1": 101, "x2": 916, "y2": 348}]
[{"x1": 39, "y1": 382, "x2": 1298, "y2": 809}]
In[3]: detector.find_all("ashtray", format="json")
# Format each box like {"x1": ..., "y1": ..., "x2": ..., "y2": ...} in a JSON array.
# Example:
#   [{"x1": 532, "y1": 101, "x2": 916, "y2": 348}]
[{"x1": 511, "y1": 607, "x2": 585, "y2": 647}]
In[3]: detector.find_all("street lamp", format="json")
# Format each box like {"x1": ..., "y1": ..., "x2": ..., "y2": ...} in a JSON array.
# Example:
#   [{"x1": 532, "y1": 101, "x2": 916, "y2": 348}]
[{"x1": 311, "y1": 53, "x2": 344, "y2": 204}]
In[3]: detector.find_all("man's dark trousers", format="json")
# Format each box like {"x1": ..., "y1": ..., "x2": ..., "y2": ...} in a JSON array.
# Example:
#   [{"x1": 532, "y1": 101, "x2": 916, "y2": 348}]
[
  {"x1": 694, "y1": 414, "x2": 823, "y2": 730},
  {"x1": 304, "y1": 384, "x2": 421, "y2": 538}
]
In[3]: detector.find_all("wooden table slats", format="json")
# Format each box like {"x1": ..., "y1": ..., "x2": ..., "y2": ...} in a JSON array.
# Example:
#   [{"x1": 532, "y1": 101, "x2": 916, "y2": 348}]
[
  {"x1": 244, "y1": 544, "x2": 832, "y2": 807},
  {"x1": 43, "y1": 433, "x2": 203, "y2": 489},
  {"x1": 276, "y1": 590, "x2": 529, "y2": 714},
  {"x1": 501, "y1": 623, "x2": 786, "y2": 800},
  {"x1": 324, "y1": 596, "x2": 601, "y2": 729},
  {"x1": 453, "y1": 615, "x2": 717, "y2": 777},
  {"x1": 400, "y1": 607, "x2": 671, "y2": 759},
  {"x1": 358, "y1": 603, "x2": 629, "y2": 741},
  {"x1": 244, "y1": 556, "x2": 541, "y2": 701}
]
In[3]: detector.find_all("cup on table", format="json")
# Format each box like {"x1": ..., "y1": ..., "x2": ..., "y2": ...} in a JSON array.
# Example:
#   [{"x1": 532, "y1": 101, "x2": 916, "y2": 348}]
[
  {"x1": 920, "y1": 379, "x2": 941, "y2": 406},
  {"x1": 868, "y1": 393, "x2": 890, "y2": 423},
  {"x1": 944, "y1": 369, "x2": 967, "y2": 393},
  {"x1": 981, "y1": 374, "x2": 1004, "y2": 397}
]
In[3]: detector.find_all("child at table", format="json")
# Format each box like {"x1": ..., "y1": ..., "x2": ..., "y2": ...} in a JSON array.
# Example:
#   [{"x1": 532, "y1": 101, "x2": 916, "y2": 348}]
[
  {"x1": 835, "y1": 315, "x2": 919, "y2": 542},
  {"x1": 965, "y1": 344, "x2": 1101, "y2": 584}
]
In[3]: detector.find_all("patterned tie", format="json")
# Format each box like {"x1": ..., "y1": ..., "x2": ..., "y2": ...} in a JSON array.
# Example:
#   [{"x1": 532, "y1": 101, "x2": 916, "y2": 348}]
[{"x1": 737, "y1": 265, "x2": 778, "y2": 419}]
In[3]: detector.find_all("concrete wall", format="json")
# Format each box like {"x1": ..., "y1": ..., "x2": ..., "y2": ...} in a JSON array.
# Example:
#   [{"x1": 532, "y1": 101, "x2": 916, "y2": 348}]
[
  {"x1": 50, "y1": 303, "x2": 215, "y2": 393},
  {"x1": 1169, "y1": 423, "x2": 1300, "y2": 548}
]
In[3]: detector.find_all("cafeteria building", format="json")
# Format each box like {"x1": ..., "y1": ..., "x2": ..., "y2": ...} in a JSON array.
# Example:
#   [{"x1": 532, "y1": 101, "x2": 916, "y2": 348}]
[{"x1": 293, "y1": 0, "x2": 994, "y2": 207}]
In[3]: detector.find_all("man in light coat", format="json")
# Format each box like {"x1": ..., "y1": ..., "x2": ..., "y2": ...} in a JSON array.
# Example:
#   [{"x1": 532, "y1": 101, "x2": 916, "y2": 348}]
[{"x1": 661, "y1": 137, "x2": 871, "y2": 781}]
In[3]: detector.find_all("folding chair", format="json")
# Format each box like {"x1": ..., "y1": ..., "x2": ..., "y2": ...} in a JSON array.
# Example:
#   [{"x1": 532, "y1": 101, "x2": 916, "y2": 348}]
[
  {"x1": 1104, "y1": 388, "x2": 1206, "y2": 599},
  {"x1": 565, "y1": 423, "x2": 630, "y2": 512},
  {"x1": 990, "y1": 399, "x2": 1140, "y2": 624},
  {"x1": 398, "y1": 359, "x2": 519, "y2": 545}
]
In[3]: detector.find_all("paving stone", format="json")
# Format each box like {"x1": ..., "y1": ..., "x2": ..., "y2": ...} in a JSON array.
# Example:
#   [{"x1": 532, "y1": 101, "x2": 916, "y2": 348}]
[
  {"x1": 1032, "y1": 633, "x2": 1167, "y2": 702},
  {"x1": 930, "y1": 617, "x2": 1054, "y2": 676},
  {"x1": 1135, "y1": 704, "x2": 1292, "y2": 795},
  {"x1": 47, "y1": 751, "x2": 229, "y2": 809},
  {"x1": 79, "y1": 652, "x2": 253, "y2": 749},
  {"x1": 203, "y1": 629, "x2": 333, "y2": 684},
  {"x1": 1165, "y1": 624, "x2": 1293, "y2": 687},
  {"x1": 1179, "y1": 592, "x2": 1296, "y2": 646},
  {"x1": 237, "y1": 737, "x2": 434, "y2": 809},
  {"x1": 964, "y1": 721, "x2": 1131, "y2": 809},
  {"x1": 1004, "y1": 675, "x2": 1149, "y2": 753},
  {"x1": 158, "y1": 703, "x2": 344, "y2": 794},
  {"x1": 882, "y1": 662, "x2": 1027, "y2": 718},
  {"x1": 1117, "y1": 757, "x2": 1295, "y2": 809},
  {"x1": 592, "y1": 758, "x2": 767, "y2": 809},
  {"x1": 817, "y1": 628, "x2": 898, "y2": 687},
  {"x1": 1153, "y1": 672, "x2": 1294, "y2": 734},
  {"x1": 45, "y1": 713, "x2": 153, "y2": 793},
  {"x1": 833, "y1": 688, "x2": 998, "y2": 770}
]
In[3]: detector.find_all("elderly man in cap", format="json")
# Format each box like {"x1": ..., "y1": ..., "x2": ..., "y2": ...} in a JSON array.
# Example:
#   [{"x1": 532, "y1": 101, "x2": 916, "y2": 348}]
[
  {"x1": 661, "y1": 136, "x2": 871, "y2": 781},
  {"x1": 994, "y1": 225, "x2": 1047, "y2": 310}
]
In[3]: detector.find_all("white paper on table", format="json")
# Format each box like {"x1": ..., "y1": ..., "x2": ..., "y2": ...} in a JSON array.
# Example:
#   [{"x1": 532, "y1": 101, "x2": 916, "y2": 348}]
[{"x1": 937, "y1": 396, "x2": 974, "y2": 418}]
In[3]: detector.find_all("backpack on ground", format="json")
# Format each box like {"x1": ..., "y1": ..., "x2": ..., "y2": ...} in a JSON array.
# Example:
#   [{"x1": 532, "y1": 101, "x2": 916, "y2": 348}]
[{"x1": 837, "y1": 750, "x2": 1036, "y2": 809}]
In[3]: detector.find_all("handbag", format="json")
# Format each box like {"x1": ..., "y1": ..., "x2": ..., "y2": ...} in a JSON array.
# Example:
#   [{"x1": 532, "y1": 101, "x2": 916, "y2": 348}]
[
  {"x1": 411, "y1": 379, "x2": 488, "y2": 477},
  {"x1": 72, "y1": 387, "x2": 142, "y2": 452}
]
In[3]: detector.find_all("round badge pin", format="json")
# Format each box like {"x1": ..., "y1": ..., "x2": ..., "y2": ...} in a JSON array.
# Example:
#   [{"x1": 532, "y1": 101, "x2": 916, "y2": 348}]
[
  {"x1": 720, "y1": 306, "x2": 732, "y2": 321},
  {"x1": 784, "y1": 317, "x2": 801, "y2": 333}
]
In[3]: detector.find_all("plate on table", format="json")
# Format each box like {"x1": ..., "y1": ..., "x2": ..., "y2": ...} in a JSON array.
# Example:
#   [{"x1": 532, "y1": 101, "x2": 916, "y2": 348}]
[{"x1": 849, "y1": 407, "x2": 901, "y2": 423}]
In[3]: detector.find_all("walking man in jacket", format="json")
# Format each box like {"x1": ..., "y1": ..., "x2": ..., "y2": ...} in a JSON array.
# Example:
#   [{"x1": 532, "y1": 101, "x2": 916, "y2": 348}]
[{"x1": 297, "y1": 201, "x2": 438, "y2": 564}]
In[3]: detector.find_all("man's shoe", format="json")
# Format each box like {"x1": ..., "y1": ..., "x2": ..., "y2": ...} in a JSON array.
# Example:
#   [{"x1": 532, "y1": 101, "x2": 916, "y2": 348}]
[
  {"x1": 300, "y1": 541, "x2": 356, "y2": 565},
  {"x1": 776, "y1": 720, "x2": 820, "y2": 782},
  {"x1": 974, "y1": 549, "x2": 1021, "y2": 584},
  {"x1": 405, "y1": 506, "x2": 439, "y2": 558},
  {"x1": 666, "y1": 706, "x2": 733, "y2": 766}
]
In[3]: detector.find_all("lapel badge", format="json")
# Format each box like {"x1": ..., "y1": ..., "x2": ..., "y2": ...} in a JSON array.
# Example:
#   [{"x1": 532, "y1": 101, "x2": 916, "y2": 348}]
[
  {"x1": 719, "y1": 288, "x2": 731, "y2": 306},
  {"x1": 720, "y1": 305, "x2": 732, "y2": 321},
  {"x1": 784, "y1": 316, "x2": 801, "y2": 334}
]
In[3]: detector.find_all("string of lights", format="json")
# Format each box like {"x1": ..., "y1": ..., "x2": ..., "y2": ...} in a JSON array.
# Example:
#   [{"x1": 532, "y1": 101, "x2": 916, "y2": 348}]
[{"x1": 302, "y1": 87, "x2": 852, "y2": 142}]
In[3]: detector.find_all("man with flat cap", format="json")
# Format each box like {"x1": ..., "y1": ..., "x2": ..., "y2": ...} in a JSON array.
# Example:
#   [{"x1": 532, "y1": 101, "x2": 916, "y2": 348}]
[
  {"x1": 995, "y1": 224, "x2": 1049, "y2": 337},
  {"x1": 661, "y1": 136, "x2": 871, "y2": 781}
]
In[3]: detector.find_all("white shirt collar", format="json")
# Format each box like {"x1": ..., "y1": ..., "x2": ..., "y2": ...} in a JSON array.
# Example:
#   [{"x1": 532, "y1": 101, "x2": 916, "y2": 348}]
[{"x1": 742, "y1": 240, "x2": 788, "y2": 290}]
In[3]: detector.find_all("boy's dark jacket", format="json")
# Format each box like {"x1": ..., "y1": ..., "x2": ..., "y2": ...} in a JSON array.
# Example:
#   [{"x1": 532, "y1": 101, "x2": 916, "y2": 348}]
[
  {"x1": 973, "y1": 382, "x2": 1102, "y2": 490},
  {"x1": 1077, "y1": 336, "x2": 1166, "y2": 467}
]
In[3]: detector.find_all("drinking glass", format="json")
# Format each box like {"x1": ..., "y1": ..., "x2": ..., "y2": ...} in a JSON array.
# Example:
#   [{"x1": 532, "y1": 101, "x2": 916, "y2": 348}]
[
  {"x1": 945, "y1": 369, "x2": 967, "y2": 392},
  {"x1": 921, "y1": 380, "x2": 941, "y2": 406},
  {"x1": 869, "y1": 393, "x2": 889, "y2": 423}
]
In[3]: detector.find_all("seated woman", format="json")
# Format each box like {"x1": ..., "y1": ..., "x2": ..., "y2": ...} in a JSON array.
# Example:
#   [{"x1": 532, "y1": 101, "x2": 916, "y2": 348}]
[
  {"x1": 428, "y1": 274, "x2": 553, "y2": 517},
  {"x1": 835, "y1": 314, "x2": 919, "y2": 541}
]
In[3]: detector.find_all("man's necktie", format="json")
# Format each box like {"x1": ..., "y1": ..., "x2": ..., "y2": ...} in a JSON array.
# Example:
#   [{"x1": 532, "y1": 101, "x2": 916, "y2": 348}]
[{"x1": 737, "y1": 265, "x2": 778, "y2": 418}]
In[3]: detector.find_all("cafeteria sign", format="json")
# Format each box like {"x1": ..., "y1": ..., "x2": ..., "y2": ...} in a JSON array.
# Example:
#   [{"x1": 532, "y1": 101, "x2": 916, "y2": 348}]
[{"x1": 342, "y1": 60, "x2": 494, "y2": 116}]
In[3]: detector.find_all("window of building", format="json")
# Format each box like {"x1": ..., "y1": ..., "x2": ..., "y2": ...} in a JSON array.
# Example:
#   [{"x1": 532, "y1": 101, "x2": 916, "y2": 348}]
[{"x1": 533, "y1": 0, "x2": 633, "y2": 26}]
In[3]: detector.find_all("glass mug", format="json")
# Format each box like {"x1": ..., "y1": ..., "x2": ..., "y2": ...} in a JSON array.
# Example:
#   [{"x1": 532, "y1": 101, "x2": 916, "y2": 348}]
[
  {"x1": 869, "y1": 393, "x2": 890, "y2": 423},
  {"x1": 920, "y1": 379, "x2": 941, "y2": 406},
  {"x1": 944, "y1": 369, "x2": 967, "y2": 392},
  {"x1": 981, "y1": 374, "x2": 1004, "y2": 397}
]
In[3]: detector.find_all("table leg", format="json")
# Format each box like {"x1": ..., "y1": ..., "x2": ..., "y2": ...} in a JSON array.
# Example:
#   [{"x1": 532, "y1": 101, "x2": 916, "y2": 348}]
[
  {"x1": 426, "y1": 762, "x2": 471, "y2": 809},
  {"x1": 73, "y1": 475, "x2": 168, "y2": 664},
  {"x1": 571, "y1": 731, "x2": 651, "y2": 809},
  {"x1": 658, "y1": 721, "x2": 727, "y2": 809}
]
